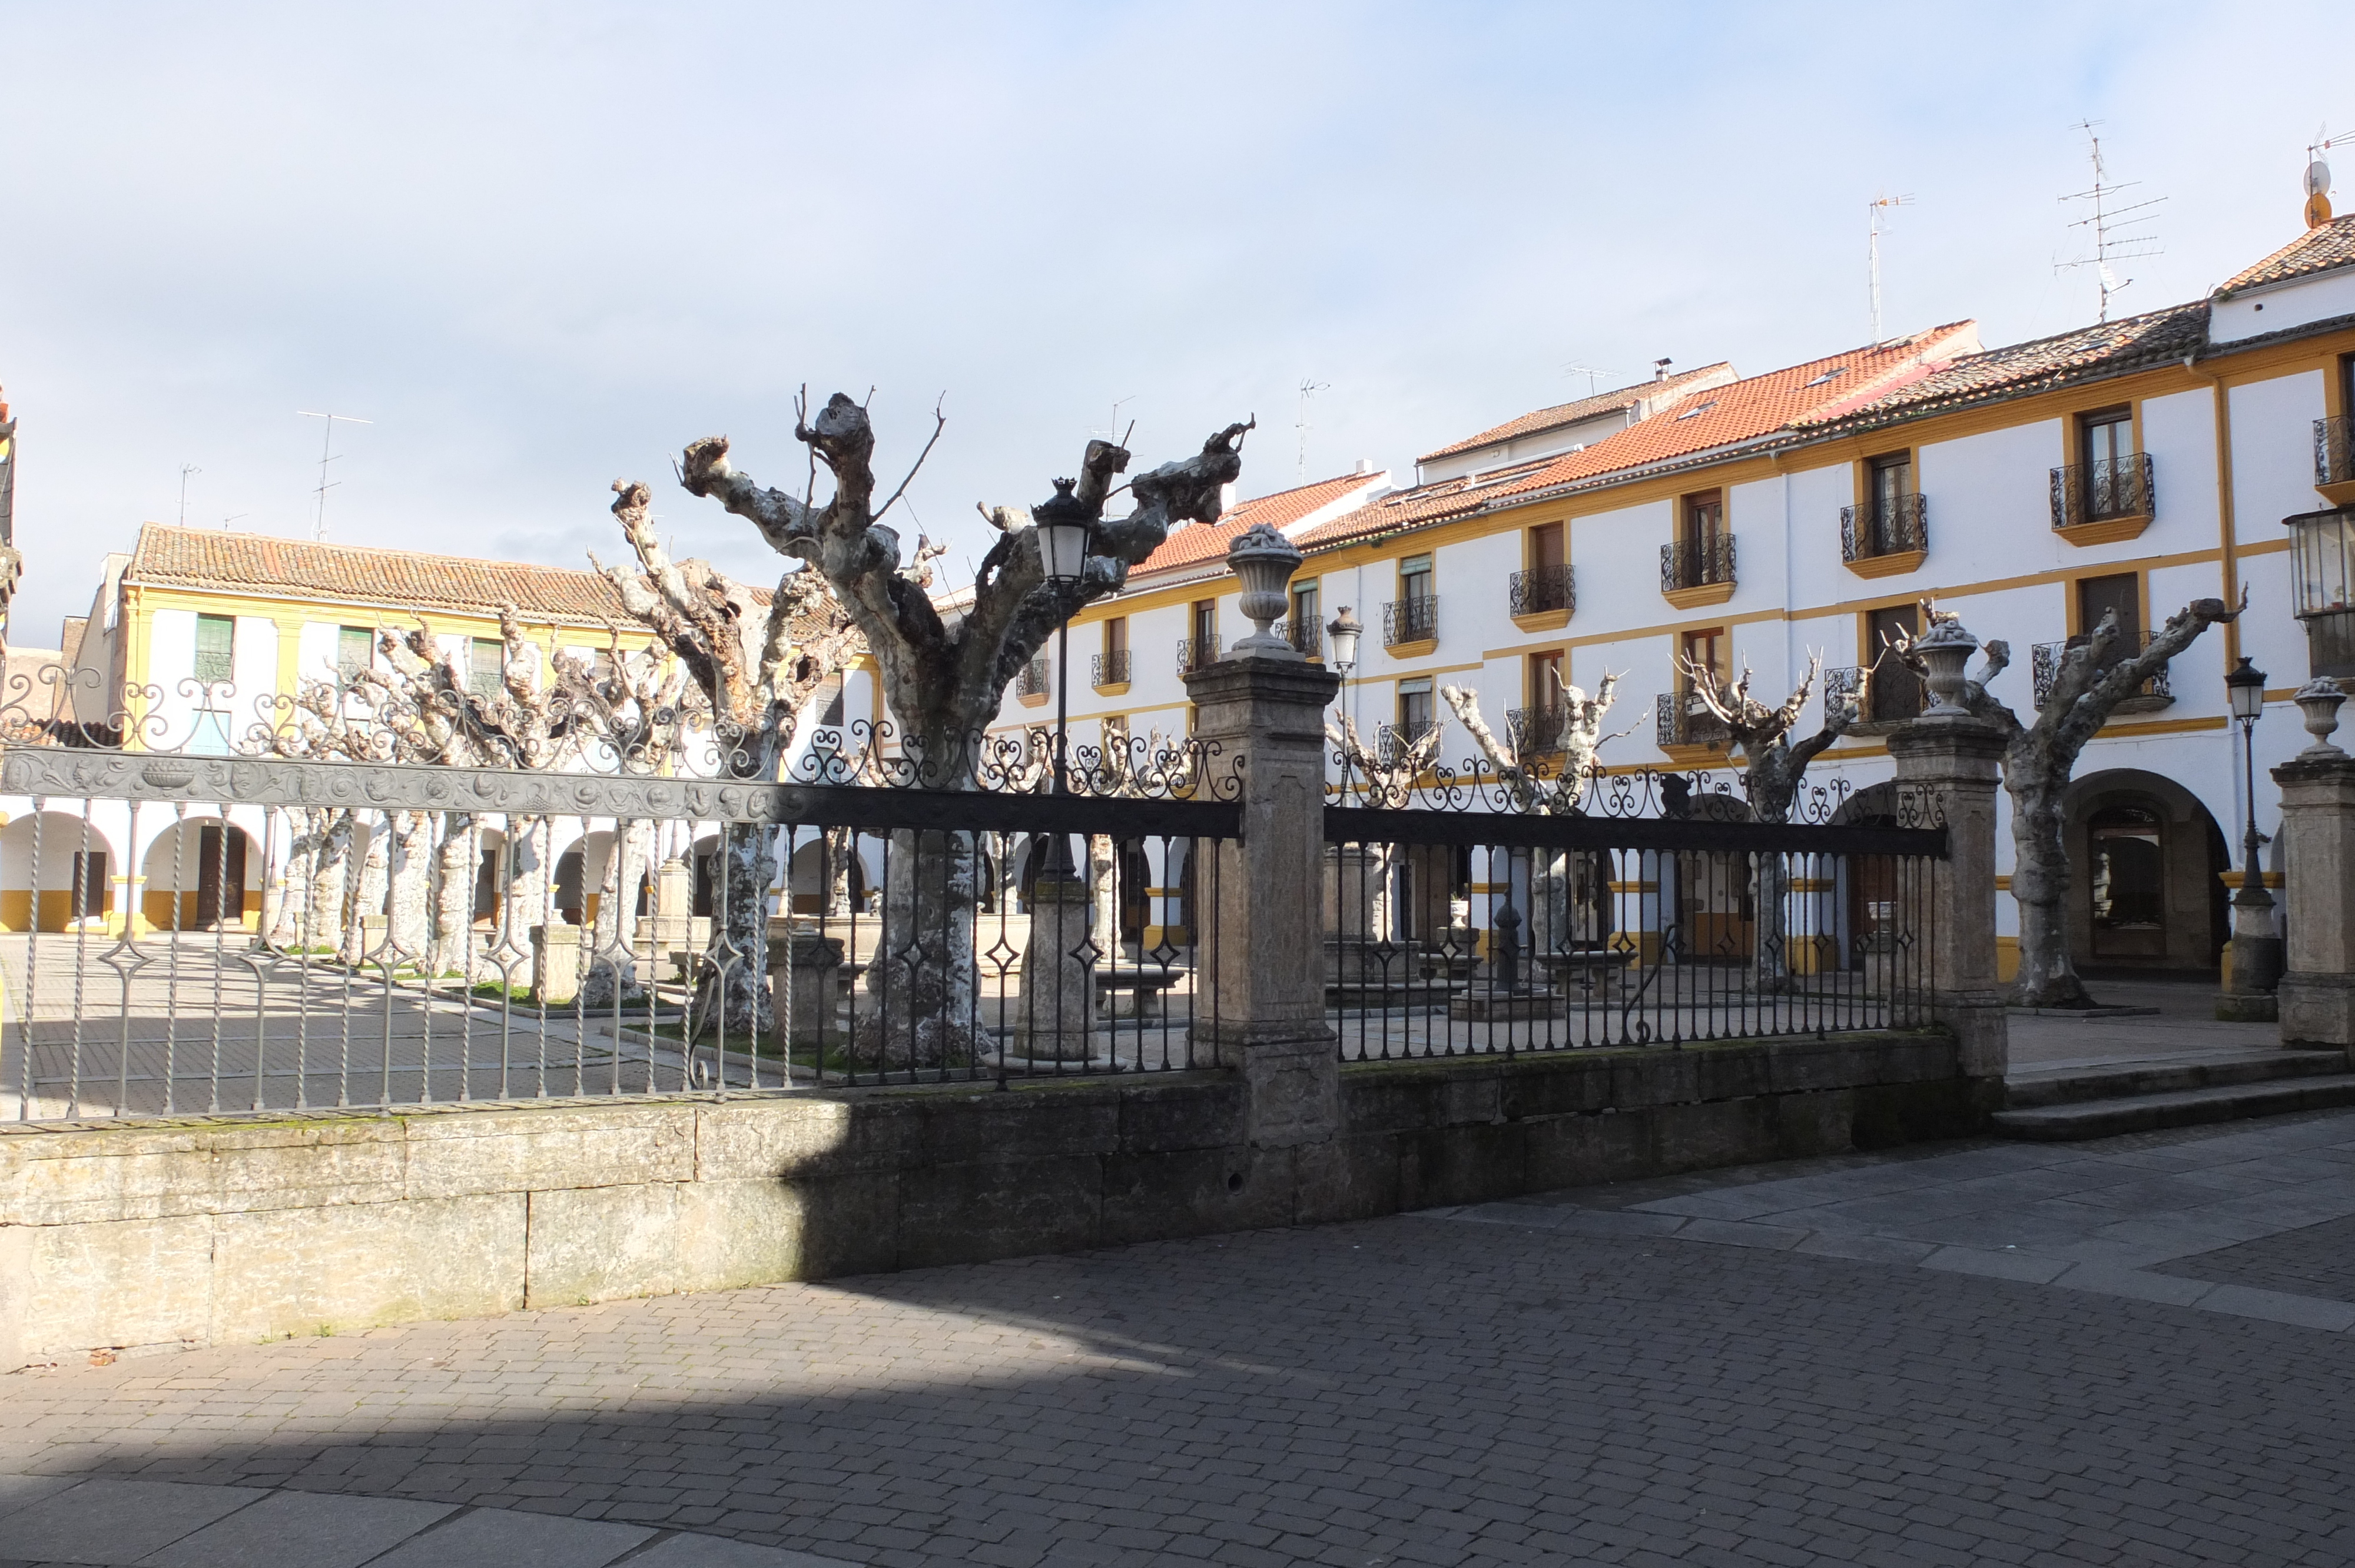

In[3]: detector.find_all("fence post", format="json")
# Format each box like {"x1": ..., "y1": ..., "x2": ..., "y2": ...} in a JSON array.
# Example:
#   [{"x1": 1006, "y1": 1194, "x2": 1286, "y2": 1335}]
[
  {"x1": 1185, "y1": 528, "x2": 1344, "y2": 1147},
  {"x1": 2273, "y1": 752, "x2": 2355, "y2": 1048},
  {"x1": 1887, "y1": 718, "x2": 2009, "y2": 1081}
]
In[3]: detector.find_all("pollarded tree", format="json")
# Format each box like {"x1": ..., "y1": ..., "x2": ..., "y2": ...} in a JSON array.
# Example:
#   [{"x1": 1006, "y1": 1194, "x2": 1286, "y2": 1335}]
[
  {"x1": 1893, "y1": 599, "x2": 2235, "y2": 1009},
  {"x1": 593, "y1": 489, "x2": 865, "y2": 1038},
  {"x1": 1679, "y1": 653, "x2": 1855, "y2": 992},
  {"x1": 626, "y1": 396, "x2": 1253, "y2": 1065}
]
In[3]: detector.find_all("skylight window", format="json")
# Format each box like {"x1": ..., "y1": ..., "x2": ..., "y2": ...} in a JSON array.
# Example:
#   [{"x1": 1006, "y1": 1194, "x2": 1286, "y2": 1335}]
[
  {"x1": 1803, "y1": 366, "x2": 1849, "y2": 387},
  {"x1": 1674, "y1": 400, "x2": 1719, "y2": 420}
]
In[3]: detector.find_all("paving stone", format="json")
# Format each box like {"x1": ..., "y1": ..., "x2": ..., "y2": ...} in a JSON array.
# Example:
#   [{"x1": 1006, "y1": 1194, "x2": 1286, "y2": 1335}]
[
  {"x1": 364, "y1": 1506, "x2": 655, "y2": 1566},
  {"x1": 145, "y1": 1489, "x2": 457, "y2": 1567},
  {"x1": 0, "y1": 1479, "x2": 266, "y2": 1563},
  {"x1": 627, "y1": 1534, "x2": 865, "y2": 1566}
]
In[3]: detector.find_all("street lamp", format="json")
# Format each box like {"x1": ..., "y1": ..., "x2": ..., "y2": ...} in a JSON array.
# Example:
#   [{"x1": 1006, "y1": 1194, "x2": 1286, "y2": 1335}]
[
  {"x1": 2223, "y1": 655, "x2": 2283, "y2": 1008},
  {"x1": 1032, "y1": 477, "x2": 1096, "y2": 878},
  {"x1": 1325, "y1": 606, "x2": 1362, "y2": 675}
]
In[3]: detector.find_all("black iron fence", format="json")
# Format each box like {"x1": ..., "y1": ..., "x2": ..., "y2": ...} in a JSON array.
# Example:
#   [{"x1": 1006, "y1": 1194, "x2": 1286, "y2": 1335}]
[
  {"x1": 2049, "y1": 453, "x2": 2155, "y2": 528},
  {"x1": 1661, "y1": 533, "x2": 1736, "y2": 593},
  {"x1": 1510, "y1": 564, "x2": 1575, "y2": 616},
  {"x1": 1840, "y1": 494, "x2": 1929, "y2": 562},
  {"x1": 2317, "y1": 414, "x2": 2355, "y2": 488}
]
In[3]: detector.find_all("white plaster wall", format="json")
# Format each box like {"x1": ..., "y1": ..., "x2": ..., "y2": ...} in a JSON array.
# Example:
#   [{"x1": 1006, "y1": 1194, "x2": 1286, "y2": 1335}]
[
  {"x1": 2212, "y1": 268, "x2": 2355, "y2": 344},
  {"x1": 2228, "y1": 370, "x2": 2328, "y2": 547},
  {"x1": 1915, "y1": 421, "x2": 2067, "y2": 586},
  {"x1": 1785, "y1": 464, "x2": 1868, "y2": 613},
  {"x1": 296, "y1": 621, "x2": 346, "y2": 686},
  {"x1": 2140, "y1": 383, "x2": 2221, "y2": 556}
]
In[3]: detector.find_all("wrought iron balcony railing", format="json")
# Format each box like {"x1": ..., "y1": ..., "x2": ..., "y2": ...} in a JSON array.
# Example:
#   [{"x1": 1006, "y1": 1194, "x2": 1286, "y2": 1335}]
[
  {"x1": 2049, "y1": 452, "x2": 2155, "y2": 529},
  {"x1": 2030, "y1": 632, "x2": 2172, "y2": 708},
  {"x1": 1175, "y1": 636, "x2": 1220, "y2": 676},
  {"x1": 1660, "y1": 533, "x2": 1736, "y2": 593},
  {"x1": 1092, "y1": 649, "x2": 1132, "y2": 687},
  {"x1": 1839, "y1": 493, "x2": 1929, "y2": 562},
  {"x1": 1382, "y1": 596, "x2": 1439, "y2": 646},
  {"x1": 2318, "y1": 415, "x2": 2355, "y2": 488},
  {"x1": 1654, "y1": 689, "x2": 1731, "y2": 748},
  {"x1": 1505, "y1": 705, "x2": 1567, "y2": 759},
  {"x1": 1266, "y1": 619, "x2": 1323, "y2": 659},
  {"x1": 1017, "y1": 656, "x2": 1049, "y2": 697},
  {"x1": 1376, "y1": 718, "x2": 1439, "y2": 765},
  {"x1": 1509, "y1": 563, "x2": 1575, "y2": 616},
  {"x1": 1825, "y1": 662, "x2": 1925, "y2": 725}
]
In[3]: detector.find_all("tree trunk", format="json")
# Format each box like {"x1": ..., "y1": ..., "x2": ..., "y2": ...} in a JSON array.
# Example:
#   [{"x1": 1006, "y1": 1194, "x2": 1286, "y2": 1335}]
[
  {"x1": 689, "y1": 819, "x2": 777, "y2": 1040},
  {"x1": 1089, "y1": 833, "x2": 1118, "y2": 956},
  {"x1": 340, "y1": 818, "x2": 390, "y2": 966},
  {"x1": 386, "y1": 811, "x2": 433, "y2": 968},
  {"x1": 856, "y1": 827, "x2": 983, "y2": 1070},
  {"x1": 583, "y1": 817, "x2": 653, "y2": 1007},
  {"x1": 309, "y1": 810, "x2": 352, "y2": 956},
  {"x1": 432, "y1": 811, "x2": 477, "y2": 981},
  {"x1": 2006, "y1": 769, "x2": 2091, "y2": 1008},
  {"x1": 266, "y1": 809, "x2": 313, "y2": 948},
  {"x1": 1750, "y1": 852, "x2": 1795, "y2": 993}
]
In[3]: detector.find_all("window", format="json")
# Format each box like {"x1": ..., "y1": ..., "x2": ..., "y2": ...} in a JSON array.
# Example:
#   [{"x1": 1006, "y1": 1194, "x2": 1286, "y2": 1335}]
[
  {"x1": 1288, "y1": 580, "x2": 1320, "y2": 657},
  {"x1": 1528, "y1": 522, "x2": 1564, "y2": 573},
  {"x1": 1681, "y1": 627, "x2": 1727, "y2": 687},
  {"x1": 336, "y1": 626, "x2": 372, "y2": 682},
  {"x1": 1399, "y1": 554, "x2": 1433, "y2": 600},
  {"x1": 469, "y1": 638, "x2": 504, "y2": 698},
  {"x1": 1097, "y1": 616, "x2": 1132, "y2": 685},
  {"x1": 194, "y1": 614, "x2": 234, "y2": 684},
  {"x1": 1521, "y1": 650, "x2": 1565, "y2": 753},
  {"x1": 2076, "y1": 573, "x2": 2141, "y2": 666},
  {"x1": 1104, "y1": 616, "x2": 1129, "y2": 658},
  {"x1": 2080, "y1": 407, "x2": 2133, "y2": 470},
  {"x1": 1681, "y1": 491, "x2": 1724, "y2": 545},
  {"x1": 1192, "y1": 599, "x2": 1217, "y2": 647},
  {"x1": 820, "y1": 684, "x2": 846, "y2": 726},
  {"x1": 1865, "y1": 604, "x2": 1922, "y2": 723},
  {"x1": 1396, "y1": 677, "x2": 1434, "y2": 738},
  {"x1": 1527, "y1": 650, "x2": 1563, "y2": 706}
]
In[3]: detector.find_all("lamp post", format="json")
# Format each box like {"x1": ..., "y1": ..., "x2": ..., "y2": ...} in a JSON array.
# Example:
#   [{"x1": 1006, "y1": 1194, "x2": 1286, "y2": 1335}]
[
  {"x1": 1326, "y1": 605, "x2": 1363, "y2": 793},
  {"x1": 1033, "y1": 477, "x2": 1096, "y2": 877},
  {"x1": 2223, "y1": 655, "x2": 2283, "y2": 1012}
]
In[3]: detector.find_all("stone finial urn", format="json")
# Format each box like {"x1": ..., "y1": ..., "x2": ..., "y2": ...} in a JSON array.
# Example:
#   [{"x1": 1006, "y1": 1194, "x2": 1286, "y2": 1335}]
[
  {"x1": 1914, "y1": 618, "x2": 1980, "y2": 717},
  {"x1": 2295, "y1": 675, "x2": 2350, "y2": 758},
  {"x1": 1226, "y1": 523, "x2": 1304, "y2": 657}
]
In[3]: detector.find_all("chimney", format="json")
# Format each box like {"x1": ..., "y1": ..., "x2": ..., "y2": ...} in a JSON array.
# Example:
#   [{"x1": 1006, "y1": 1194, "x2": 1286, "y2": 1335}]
[
  {"x1": 1653, "y1": 358, "x2": 1673, "y2": 382},
  {"x1": 1354, "y1": 459, "x2": 1374, "y2": 475},
  {"x1": 1218, "y1": 481, "x2": 1236, "y2": 514}
]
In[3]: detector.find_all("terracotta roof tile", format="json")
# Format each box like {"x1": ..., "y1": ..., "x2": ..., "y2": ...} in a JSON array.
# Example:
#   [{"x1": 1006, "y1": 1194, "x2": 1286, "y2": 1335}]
[
  {"x1": 125, "y1": 524, "x2": 657, "y2": 626},
  {"x1": 1810, "y1": 302, "x2": 2208, "y2": 428},
  {"x1": 2218, "y1": 215, "x2": 2355, "y2": 294},
  {"x1": 1296, "y1": 324, "x2": 1978, "y2": 551},
  {"x1": 1133, "y1": 470, "x2": 1391, "y2": 576},
  {"x1": 1415, "y1": 364, "x2": 1736, "y2": 464}
]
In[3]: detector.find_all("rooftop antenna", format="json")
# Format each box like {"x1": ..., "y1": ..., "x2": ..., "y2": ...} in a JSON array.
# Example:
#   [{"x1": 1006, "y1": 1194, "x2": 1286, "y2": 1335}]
[
  {"x1": 297, "y1": 410, "x2": 372, "y2": 541},
  {"x1": 1295, "y1": 378, "x2": 1328, "y2": 481},
  {"x1": 1560, "y1": 362, "x2": 1618, "y2": 396},
  {"x1": 2303, "y1": 123, "x2": 2355, "y2": 228},
  {"x1": 1868, "y1": 192, "x2": 1914, "y2": 343},
  {"x1": 2057, "y1": 121, "x2": 2164, "y2": 324},
  {"x1": 178, "y1": 464, "x2": 201, "y2": 527},
  {"x1": 221, "y1": 513, "x2": 249, "y2": 531}
]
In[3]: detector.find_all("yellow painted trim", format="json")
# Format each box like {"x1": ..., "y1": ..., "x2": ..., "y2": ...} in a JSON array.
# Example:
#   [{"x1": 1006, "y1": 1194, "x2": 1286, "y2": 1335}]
[
  {"x1": 1661, "y1": 582, "x2": 1736, "y2": 611},
  {"x1": 2219, "y1": 870, "x2": 2286, "y2": 889},
  {"x1": 2052, "y1": 513, "x2": 2153, "y2": 547},
  {"x1": 1843, "y1": 549, "x2": 1928, "y2": 579},
  {"x1": 1016, "y1": 689, "x2": 1049, "y2": 707},
  {"x1": 1660, "y1": 742, "x2": 1731, "y2": 768},
  {"x1": 1091, "y1": 681, "x2": 1132, "y2": 697},
  {"x1": 1996, "y1": 936, "x2": 2020, "y2": 984},
  {"x1": 1385, "y1": 637, "x2": 1439, "y2": 660},
  {"x1": 1509, "y1": 609, "x2": 1573, "y2": 633}
]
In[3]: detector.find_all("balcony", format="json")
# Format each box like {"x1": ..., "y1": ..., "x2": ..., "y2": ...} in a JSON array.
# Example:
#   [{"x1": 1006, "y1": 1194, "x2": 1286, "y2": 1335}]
[
  {"x1": 1382, "y1": 596, "x2": 1439, "y2": 652},
  {"x1": 1508, "y1": 564, "x2": 1575, "y2": 627},
  {"x1": 1505, "y1": 705, "x2": 1567, "y2": 762},
  {"x1": 1376, "y1": 718, "x2": 1439, "y2": 766},
  {"x1": 2030, "y1": 633, "x2": 2174, "y2": 714},
  {"x1": 1092, "y1": 648, "x2": 1132, "y2": 690},
  {"x1": 2049, "y1": 453, "x2": 2155, "y2": 544},
  {"x1": 1825, "y1": 662, "x2": 1924, "y2": 733},
  {"x1": 1016, "y1": 655, "x2": 1050, "y2": 706},
  {"x1": 2316, "y1": 415, "x2": 2355, "y2": 506},
  {"x1": 1654, "y1": 689, "x2": 1731, "y2": 756},
  {"x1": 1839, "y1": 494, "x2": 1929, "y2": 578},
  {"x1": 1176, "y1": 636, "x2": 1220, "y2": 677},
  {"x1": 1267, "y1": 619, "x2": 1323, "y2": 659},
  {"x1": 1660, "y1": 533, "x2": 1736, "y2": 609}
]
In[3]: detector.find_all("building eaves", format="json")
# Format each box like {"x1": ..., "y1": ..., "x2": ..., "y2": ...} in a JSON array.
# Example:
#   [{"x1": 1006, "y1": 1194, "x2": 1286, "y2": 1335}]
[{"x1": 1414, "y1": 364, "x2": 1736, "y2": 464}]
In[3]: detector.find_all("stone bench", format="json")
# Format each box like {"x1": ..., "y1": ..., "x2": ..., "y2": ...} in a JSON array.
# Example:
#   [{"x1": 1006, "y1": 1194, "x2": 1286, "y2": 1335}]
[{"x1": 1095, "y1": 969, "x2": 1186, "y2": 1018}]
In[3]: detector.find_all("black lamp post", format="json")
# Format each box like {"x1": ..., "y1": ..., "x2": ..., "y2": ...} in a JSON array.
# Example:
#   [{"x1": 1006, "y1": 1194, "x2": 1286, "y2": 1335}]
[
  {"x1": 1032, "y1": 477, "x2": 1096, "y2": 877},
  {"x1": 2223, "y1": 655, "x2": 2283, "y2": 1006}
]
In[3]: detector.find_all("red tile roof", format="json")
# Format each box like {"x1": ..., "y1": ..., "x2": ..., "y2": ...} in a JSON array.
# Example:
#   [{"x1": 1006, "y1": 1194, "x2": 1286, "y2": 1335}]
[
  {"x1": 1133, "y1": 470, "x2": 1391, "y2": 576},
  {"x1": 1415, "y1": 364, "x2": 1736, "y2": 464},
  {"x1": 1811, "y1": 303, "x2": 2208, "y2": 430},
  {"x1": 1296, "y1": 324, "x2": 1978, "y2": 551},
  {"x1": 2218, "y1": 215, "x2": 2355, "y2": 294},
  {"x1": 125, "y1": 524, "x2": 648, "y2": 625}
]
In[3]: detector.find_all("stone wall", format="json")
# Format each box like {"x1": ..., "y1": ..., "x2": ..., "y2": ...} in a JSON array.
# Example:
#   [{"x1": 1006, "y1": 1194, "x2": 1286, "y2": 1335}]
[{"x1": 0, "y1": 1030, "x2": 1991, "y2": 1366}]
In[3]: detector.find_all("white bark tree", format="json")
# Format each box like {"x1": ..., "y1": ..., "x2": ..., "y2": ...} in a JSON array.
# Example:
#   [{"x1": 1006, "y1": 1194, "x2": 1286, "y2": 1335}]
[
  {"x1": 1892, "y1": 598, "x2": 2236, "y2": 1009},
  {"x1": 629, "y1": 395, "x2": 1252, "y2": 1067},
  {"x1": 1679, "y1": 654, "x2": 1856, "y2": 992}
]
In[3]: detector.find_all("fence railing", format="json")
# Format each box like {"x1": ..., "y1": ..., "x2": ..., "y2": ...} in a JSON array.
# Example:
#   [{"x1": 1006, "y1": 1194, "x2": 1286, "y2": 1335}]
[
  {"x1": 1266, "y1": 618, "x2": 1323, "y2": 659},
  {"x1": 1655, "y1": 690, "x2": 1731, "y2": 748},
  {"x1": 1839, "y1": 494, "x2": 1928, "y2": 562},
  {"x1": 2031, "y1": 633, "x2": 2172, "y2": 707},
  {"x1": 1826, "y1": 662, "x2": 1924, "y2": 725},
  {"x1": 1017, "y1": 656, "x2": 1049, "y2": 697},
  {"x1": 1176, "y1": 636, "x2": 1220, "y2": 676},
  {"x1": 1661, "y1": 533, "x2": 1736, "y2": 593},
  {"x1": 1092, "y1": 648, "x2": 1132, "y2": 687},
  {"x1": 1382, "y1": 596, "x2": 1439, "y2": 647},
  {"x1": 2317, "y1": 415, "x2": 2355, "y2": 488},
  {"x1": 2049, "y1": 453, "x2": 2155, "y2": 528},
  {"x1": 1505, "y1": 705, "x2": 1565, "y2": 760},
  {"x1": 1509, "y1": 564, "x2": 1575, "y2": 616}
]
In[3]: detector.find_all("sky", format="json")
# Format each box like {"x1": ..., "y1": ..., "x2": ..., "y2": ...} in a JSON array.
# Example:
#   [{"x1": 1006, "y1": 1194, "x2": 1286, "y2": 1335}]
[{"x1": 5, "y1": 0, "x2": 2354, "y2": 650}]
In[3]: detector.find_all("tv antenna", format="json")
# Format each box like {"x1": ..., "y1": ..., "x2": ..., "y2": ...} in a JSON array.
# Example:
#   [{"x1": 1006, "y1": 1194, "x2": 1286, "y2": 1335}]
[
  {"x1": 178, "y1": 464, "x2": 201, "y2": 527},
  {"x1": 2301, "y1": 123, "x2": 2355, "y2": 228},
  {"x1": 1868, "y1": 192, "x2": 1914, "y2": 343},
  {"x1": 1295, "y1": 378, "x2": 1328, "y2": 481},
  {"x1": 2057, "y1": 121, "x2": 2164, "y2": 324},
  {"x1": 1561, "y1": 362, "x2": 1618, "y2": 396},
  {"x1": 221, "y1": 513, "x2": 249, "y2": 531},
  {"x1": 297, "y1": 411, "x2": 371, "y2": 541}
]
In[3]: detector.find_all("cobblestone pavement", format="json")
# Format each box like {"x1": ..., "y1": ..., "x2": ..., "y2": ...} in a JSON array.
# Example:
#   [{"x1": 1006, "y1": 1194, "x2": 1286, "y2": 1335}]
[{"x1": 12, "y1": 1114, "x2": 2355, "y2": 1566}]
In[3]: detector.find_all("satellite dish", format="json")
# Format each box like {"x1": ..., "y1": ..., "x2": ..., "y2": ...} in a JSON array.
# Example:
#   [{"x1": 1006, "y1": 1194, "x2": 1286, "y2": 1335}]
[
  {"x1": 2310, "y1": 158, "x2": 2334, "y2": 198},
  {"x1": 2310, "y1": 192, "x2": 2336, "y2": 230}
]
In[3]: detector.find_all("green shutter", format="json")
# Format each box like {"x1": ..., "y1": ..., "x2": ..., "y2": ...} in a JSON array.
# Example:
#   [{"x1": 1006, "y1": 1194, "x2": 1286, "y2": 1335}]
[{"x1": 194, "y1": 615, "x2": 234, "y2": 683}]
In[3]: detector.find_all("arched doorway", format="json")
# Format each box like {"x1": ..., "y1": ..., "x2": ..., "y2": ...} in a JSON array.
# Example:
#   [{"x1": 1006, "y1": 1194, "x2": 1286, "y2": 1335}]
[
  {"x1": 0, "y1": 812, "x2": 119, "y2": 931},
  {"x1": 140, "y1": 818, "x2": 258, "y2": 930},
  {"x1": 2062, "y1": 769, "x2": 2230, "y2": 974}
]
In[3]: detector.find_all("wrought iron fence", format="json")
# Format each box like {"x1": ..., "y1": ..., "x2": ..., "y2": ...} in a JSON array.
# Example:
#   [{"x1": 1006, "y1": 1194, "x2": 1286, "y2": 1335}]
[
  {"x1": 1017, "y1": 656, "x2": 1050, "y2": 698},
  {"x1": 1839, "y1": 494, "x2": 1929, "y2": 562},
  {"x1": 1505, "y1": 705, "x2": 1565, "y2": 760},
  {"x1": 1324, "y1": 759, "x2": 1945, "y2": 1058},
  {"x1": 2049, "y1": 453, "x2": 2155, "y2": 528},
  {"x1": 1654, "y1": 690, "x2": 1731, "y2": 748},
  {"x1": 1509, "y1": 564, "x2": 1575, "y2": 616},
  {"x1": 1266, "y1": 618, "x2": 1322, "y2": 659},
  {"x1": 1175, "y1": 636, "x2": 1220, "y2": 676},
  {"x1": 2031, "y1": 633, "x2": 2172, "y2": 707},
  {"x1": 1092, "y1": 649, "x2": 1132, "y2": 687},
  {"x1": 1382, "y1": 596, "x2": 1439, "y2": 647},
  {"x1": 1826, "y1": 663, "x2": 1923, "y2": 725},
  {"x1": 1661, "y1": 533, "x2": 1736, "y2": 593},
  {"x1": 2317, "y1": 414, "x2": 2355, "y2": 489}
]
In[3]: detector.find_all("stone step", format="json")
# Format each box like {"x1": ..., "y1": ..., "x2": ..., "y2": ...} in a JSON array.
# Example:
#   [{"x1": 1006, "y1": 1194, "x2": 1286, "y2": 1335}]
[
  {"x1": 2005, "y1": 1048, "x2": 2349, "y2": 1109},
  {"x1": 1991, "y1": 1072, "x2": 2355, "y2": 1141}
]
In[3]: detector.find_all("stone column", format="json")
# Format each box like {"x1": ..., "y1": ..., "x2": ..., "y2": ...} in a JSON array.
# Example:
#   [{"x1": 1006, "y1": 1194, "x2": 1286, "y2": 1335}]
[
  {"x1": 532, "y1": 923, "x2": 583, "y2": 1006},
  {"x1": 2273, "y1": 754, "x2": 2355, "y2": 1048},
  {"x1": 1184, "y1": 653, "x2": 1343, "y2": 1148},
  {"x1": 1886, "y1": 719, "x2": 2009, "y2": 1081},
  {"x1": 1016, "y1": 864, "x2": 1096, "y2": 1061}
]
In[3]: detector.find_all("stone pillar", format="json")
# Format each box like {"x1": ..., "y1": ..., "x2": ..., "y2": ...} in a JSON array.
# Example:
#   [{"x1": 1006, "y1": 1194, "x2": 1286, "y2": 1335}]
[
  {"x1": 2273, "y1": 755, "x2": 2355, "y2": 1048},
  {"x1": 1184, "y1": 653, "x2": 1342, "y2": 1148},
  {"x1": 1886, "y1": 720, "x2": 2009, "y2": 1081},
  {"x1": 771, "y1": 924, "x2": 847, "y2": 1048},
  {"x1": 532, "y1": 923, "x2": 583, "y2": 1006},
  {"x1": 1016, "y1": 865, "x2": 1096, "y2": 1061}
]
